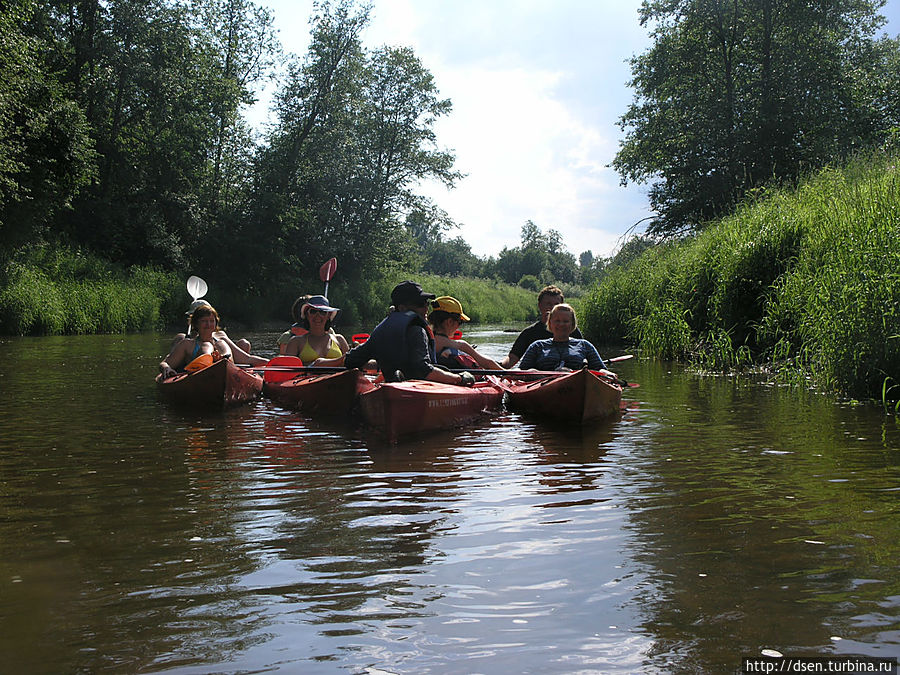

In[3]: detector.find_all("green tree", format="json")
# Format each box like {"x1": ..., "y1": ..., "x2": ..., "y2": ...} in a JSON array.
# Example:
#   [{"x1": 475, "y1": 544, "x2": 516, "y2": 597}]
[
  {"x1": 424, "y1": 237, "x2": 480, "y2": 277},
  {"x1": 191, "y1": 0, "x2": 279, "y2": 215},
  {"x1": 489, "y1": 221, "x2": 577, "y2": 285},
  {"x1": 0, "y1": 0, "x2": 95, "y2": 253},
  {"x1": 614, "y1": 0, "x2": 899, "y2": 236},
  {"x1": 18, "y1": 0, "x2": 277, "y2": 268},
  {"x1": 242, "y1": 0, "x2": 459, "y2": 301}
]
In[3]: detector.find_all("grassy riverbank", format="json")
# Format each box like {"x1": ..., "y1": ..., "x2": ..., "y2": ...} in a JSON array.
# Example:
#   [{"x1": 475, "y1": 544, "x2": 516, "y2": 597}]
[
  {"x1": 580, "y1": 150, "x2": 900, "y2": 400},
  {"x1": 0, "y1": 247, "x2": 540, "y2": 335},
  {"x1": 0, "y1": 246, "x2": 180, "y2": 334}
]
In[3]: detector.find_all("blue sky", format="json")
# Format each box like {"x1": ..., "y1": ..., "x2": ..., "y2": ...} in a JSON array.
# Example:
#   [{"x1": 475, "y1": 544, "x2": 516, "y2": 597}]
[{"x1": 251, "y1": 0, "x2": 900, "y2": 259}]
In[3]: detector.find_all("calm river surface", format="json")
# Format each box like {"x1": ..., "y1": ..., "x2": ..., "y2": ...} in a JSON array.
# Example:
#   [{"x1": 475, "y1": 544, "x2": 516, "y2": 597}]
[{"x1": 1, "y1": 328, "x2": 898, "y2": 673}]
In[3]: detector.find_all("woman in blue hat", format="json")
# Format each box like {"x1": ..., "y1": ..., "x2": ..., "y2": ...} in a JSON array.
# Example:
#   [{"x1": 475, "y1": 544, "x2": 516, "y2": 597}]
[{"x1": 283, "y1": 295, "x2": 350, "y2": 364}]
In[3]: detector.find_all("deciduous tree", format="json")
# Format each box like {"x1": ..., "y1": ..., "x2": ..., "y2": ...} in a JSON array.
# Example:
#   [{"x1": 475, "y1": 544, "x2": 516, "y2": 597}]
[{"x1": 614, "y1": 0, "x2": 899, "y2": 236}]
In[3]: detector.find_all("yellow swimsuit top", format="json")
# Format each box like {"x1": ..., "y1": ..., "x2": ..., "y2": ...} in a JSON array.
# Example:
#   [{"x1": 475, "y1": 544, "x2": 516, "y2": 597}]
[{"x1": 298, "y1": 334, "x2": 343, "y2": 365}]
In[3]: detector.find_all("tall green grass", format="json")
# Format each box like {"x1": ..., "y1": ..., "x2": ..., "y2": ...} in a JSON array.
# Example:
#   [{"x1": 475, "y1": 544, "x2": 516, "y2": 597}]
[
  {"x1": 0, "y1": 245, "x2": 180, "y2": 334},
  {"x1": 580, "y1": 149, "x2": 900, "y2": 399}
]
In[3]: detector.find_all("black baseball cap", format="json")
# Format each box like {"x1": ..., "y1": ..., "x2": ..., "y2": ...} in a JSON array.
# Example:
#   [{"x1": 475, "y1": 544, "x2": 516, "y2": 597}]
[{"x1": 391, "y1": 280, "x2": 436, "y2": 306}]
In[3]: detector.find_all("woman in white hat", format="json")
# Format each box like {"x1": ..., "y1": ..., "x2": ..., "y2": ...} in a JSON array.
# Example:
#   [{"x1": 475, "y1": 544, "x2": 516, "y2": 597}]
[
  {"x1": 284, "y1": 295, "x2": 350, "y2": 364},
  {"x1": 428, "y1": 296, "x2": 503, "y2": 371}
]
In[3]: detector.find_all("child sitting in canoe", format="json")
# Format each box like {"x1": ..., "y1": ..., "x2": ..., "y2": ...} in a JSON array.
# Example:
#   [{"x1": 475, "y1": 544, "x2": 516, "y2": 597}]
[{"x1": 428, "y1": 296, "x2": 502, "y2": 371}]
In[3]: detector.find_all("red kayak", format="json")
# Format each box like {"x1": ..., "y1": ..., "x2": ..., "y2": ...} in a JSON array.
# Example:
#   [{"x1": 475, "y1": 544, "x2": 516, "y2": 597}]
[
  {"x1": 157, "y1": 358, "x2": 263, "y2": 409},
  {"x1": 359, "y1": 380, "x2": 504, "y2": 442},
  {"x1": 488, "y1": 369, "x2": 622, "y2": 423},
  {"x1": 264, "y1": 368, "x2": 376, "y2": 415}
]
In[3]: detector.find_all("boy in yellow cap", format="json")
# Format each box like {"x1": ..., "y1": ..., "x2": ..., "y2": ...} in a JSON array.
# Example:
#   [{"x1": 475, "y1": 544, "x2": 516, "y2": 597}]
[{"x1": 429, "y1": 296, "x2": 502, "y2": 370}]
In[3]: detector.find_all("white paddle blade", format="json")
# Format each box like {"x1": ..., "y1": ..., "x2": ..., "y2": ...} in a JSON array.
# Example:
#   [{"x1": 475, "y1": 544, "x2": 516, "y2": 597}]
[{"x1": 186, "y1": 275, "x2": 208, "y2": 300}]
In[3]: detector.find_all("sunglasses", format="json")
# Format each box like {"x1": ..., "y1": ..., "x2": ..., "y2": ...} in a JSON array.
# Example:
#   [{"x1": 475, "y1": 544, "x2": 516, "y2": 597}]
[{"x1": 307, "y1": 308, "x2": 329, "y2": 316}]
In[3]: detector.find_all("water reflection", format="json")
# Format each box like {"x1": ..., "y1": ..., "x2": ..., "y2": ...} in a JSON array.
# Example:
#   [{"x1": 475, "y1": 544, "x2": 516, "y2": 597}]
[
  {"x1": 0, "y1": 335, "x2": 898, "y2": 673},
  {"x1": 617, "y1": 366, "x2": 900, "y2": 672}
]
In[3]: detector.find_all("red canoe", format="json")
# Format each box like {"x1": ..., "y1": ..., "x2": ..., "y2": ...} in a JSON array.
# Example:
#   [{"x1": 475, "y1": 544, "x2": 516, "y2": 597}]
[
  {"x1": 157, "y1": 358, "x2": 263, "y2": 409},
  {"x1": 359, "y1": 380, "x2": 504, "y2": 442},
  {"x1": 264, "y1": 368, "x2": 376, "y2": 415},
  {"x1": 488, "y1": 369, "x2": 622, "y2": 423}
]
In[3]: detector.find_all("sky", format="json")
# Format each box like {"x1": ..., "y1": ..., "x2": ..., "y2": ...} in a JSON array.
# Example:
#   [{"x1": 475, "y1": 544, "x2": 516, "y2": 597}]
[{"x1": 250, "y1": 0, "x2": 900, "y2": 260}]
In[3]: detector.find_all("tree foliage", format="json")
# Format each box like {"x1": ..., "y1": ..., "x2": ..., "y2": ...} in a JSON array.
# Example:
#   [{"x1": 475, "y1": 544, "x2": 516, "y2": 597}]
[
  {"x1": 231, "y1": 0, "x2": 462, "y2": 307},
  {"x1": 1, "y1": 0, "x2": 628, "y2": 323},
  {"x1": 0, "y1": 0, "x2": 96, "y2": 252},
  {"x1": 614, "y1": 0, "x2": 900, "y2": 236},
  {"x1": 485, "y1": 221, "x2": 578, "y2": 287}
]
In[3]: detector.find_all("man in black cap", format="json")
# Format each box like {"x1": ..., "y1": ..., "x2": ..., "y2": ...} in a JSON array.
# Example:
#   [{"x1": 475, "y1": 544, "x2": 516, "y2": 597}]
[{"x1": 313, "y1": 280, "x2": 476, "y2": 385}]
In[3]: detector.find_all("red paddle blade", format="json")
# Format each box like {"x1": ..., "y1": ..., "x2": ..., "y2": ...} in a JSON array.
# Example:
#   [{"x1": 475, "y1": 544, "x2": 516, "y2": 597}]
[
  {"x1": 319, "y1": 257, "x2": 337, "y2": 282},
  {"x1": 264, "y1": 356, "x2": 304, "y2": 383}
]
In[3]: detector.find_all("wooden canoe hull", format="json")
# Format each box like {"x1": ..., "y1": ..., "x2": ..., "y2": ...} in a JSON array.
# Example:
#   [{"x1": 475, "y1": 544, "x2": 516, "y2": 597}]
[
  {"x1": 157, "y1": 358, "x2": 262, "y2": 409},
  {"x1": 359, "y1": 380, "x2": 504, "y2": 442},
  {"x1": 263, "y1": 368, "x2": 375, "y2": 415},
  {"x1": 489, "y1": 369, "x2": 622, "y2": 423}
]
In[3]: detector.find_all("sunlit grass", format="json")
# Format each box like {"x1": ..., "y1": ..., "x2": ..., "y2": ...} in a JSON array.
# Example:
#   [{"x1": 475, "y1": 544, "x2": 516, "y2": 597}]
[
  {"x1": 581, "y1": 149, "x2": 900, "y2": 400},
  {"x1": 0, "y1": 245, "x2": 180, "y2": 335}
]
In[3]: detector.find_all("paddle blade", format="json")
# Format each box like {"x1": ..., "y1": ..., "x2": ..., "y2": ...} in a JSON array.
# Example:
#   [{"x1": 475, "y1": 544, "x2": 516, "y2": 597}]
[
  {"x1": 319, "y1": 258, "x2": 337, "y2": 283},
  {"x1": 185, "y1": 353, "x2": 214, "y2": 373},
  {"x1": 187, "y1": 275, "x2": 208, "y2": 300},
  {"x1": 263, "y1": 356, "x2": 304, "y2": 383}
]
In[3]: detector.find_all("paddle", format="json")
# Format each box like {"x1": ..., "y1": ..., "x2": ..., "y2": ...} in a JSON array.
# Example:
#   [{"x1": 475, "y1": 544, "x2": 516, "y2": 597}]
[
  {"x1": 447, "y1": 367, "x2": 639, "y2": 388},
  {"x1": 187, "y1": 275, "x2": 208, "y2": 301},
  {"x1": 247, "y1": 364, "x2": 349, "y2": 374},
  {"x1": 261, "y1": 355, "x2": 307, "y2": 383},
  {"x1": 319, "y1": 257, "x2": 337, "y2": 297}
]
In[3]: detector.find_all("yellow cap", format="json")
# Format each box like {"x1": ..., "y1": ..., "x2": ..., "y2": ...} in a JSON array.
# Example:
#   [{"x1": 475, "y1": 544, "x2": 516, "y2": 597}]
[{"x1": 431, "y1": 296, "x2": 470, "y2": 321}]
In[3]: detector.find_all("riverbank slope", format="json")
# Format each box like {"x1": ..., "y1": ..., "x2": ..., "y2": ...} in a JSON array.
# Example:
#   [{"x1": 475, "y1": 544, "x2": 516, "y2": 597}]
[{"x1": 580, "y1": 150, "x2": 900, "y2": 400}]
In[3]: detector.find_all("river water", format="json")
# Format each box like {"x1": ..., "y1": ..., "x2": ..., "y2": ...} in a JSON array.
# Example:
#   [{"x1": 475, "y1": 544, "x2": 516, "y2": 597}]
[{"x1": 0, "y1": 328, "x2": 898, "y2": 673}]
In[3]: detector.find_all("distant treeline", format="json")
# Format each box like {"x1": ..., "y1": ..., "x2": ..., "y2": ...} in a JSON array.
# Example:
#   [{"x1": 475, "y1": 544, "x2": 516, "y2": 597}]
[{"x1": 580, "y1": 150, "x2": 900, "y2": 400}]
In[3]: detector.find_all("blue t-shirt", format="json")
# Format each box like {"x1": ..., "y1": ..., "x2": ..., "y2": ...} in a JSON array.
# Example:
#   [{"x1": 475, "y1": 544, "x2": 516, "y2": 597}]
[{"x1": 519, "y1": 338, "x2": 605, "y2": 371}]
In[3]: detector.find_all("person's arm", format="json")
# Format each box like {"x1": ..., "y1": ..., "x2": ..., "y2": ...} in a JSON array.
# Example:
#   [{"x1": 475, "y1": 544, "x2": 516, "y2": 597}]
[
  {"x1": 408, "y1": 326, "x2": 472, "y2": 385},
  {"x1": 456, "y1": 340, "x2": 502, "y2": 370},
  {"x1": 333, "y1": 339, "x2": 374, "y2": 369},
  {"x1": 334, "y1": 333, "x2": 350, "y2": 354},
  {"x1": 159, "y1": 339, "x2": 190, "y2": 378},
  {"x1": 502, "y1": 327, "x2": 535, "y2": 369},
  {"x1": 581, "y1": 341, "x2": 605, "y2": 370}
]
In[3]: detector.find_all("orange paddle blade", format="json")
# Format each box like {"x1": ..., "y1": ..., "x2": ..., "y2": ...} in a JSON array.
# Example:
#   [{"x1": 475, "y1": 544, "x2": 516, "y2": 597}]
[
  {"x1": 185, "y1": 353, "x2": 214, "y2": 373},
  {"x1": 263, "y1": 355, "x2": 304, "y2": 383}
]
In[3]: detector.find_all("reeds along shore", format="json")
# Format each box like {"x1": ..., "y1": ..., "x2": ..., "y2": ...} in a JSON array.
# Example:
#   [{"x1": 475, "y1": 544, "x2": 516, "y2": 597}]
[
  {"x1": 580, "y1": 149, "x2": 900, "y2": 400},
  {"x1": 0, "y1": 247, "x2": 178, "y2": 335},
  {"x1": 0, "y1": 249, "x2": 541, "y2": 336}
]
